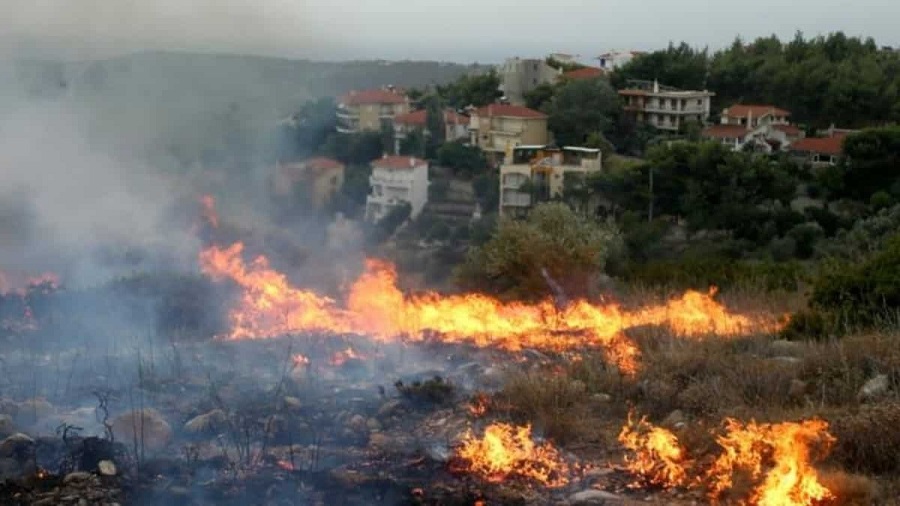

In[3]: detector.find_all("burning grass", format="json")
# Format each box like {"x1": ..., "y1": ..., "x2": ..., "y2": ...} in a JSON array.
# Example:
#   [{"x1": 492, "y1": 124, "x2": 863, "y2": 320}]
[
  {"x1": 199, "y1": 242, "x2": 783, "y2": 377},
  {"x1": 618, "y1": 412, "x2": 837, "y2": 505},
  {"x1": 451, "y1": 422, "x2": 573, "y2": 488}
]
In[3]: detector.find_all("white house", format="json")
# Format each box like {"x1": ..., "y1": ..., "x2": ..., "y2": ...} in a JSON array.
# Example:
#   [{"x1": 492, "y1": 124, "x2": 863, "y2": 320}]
[
  {"x1": 597, "y1": 50, "x2": 644, "y2": 71},
  {"x1": 365, "y1": 155, "x2": 430, "y2": 222}
]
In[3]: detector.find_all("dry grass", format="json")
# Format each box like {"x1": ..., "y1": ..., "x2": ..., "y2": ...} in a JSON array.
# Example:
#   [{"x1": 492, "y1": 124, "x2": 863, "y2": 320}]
[{"x1": 494, "y1": 369, "x2": 593, "y2": 445}]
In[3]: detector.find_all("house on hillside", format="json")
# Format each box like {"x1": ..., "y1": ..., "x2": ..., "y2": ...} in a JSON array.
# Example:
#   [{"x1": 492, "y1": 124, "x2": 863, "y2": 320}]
[
  {"x1": 619, "y1": 80, "x2": 714, "y2": 131},
  {"x1": 596, "y1": 50, "x2": 644, "y2": 71},
  {"x1": 560, "y1": 66, "x2": 606, "y2": 81},
  {"x1": 788, "y1": 128, "x2": 857, "y2": 167},
  {"x1": 702, "y1": 104, "x2": 803, "y2": 152},
  {"x1": 497, "y1": 57, "x2": 560, "y2": 106},
  {"x1": 720, "y1": 104, "x2": 791, "y2": 129},
  {"x1": 273, "y1": 157, "x2": 345, "y2": 210},
  {"x1": 498, "y1": 145, "x2": 602, "y2": 217},
  {"x1": 468, "y1": 104, "x2": 550, "y2": 163},
  {"x1": 365, "y1": 155, "x2": 430, "y2": 222},
  {"x1": 337, "y1": 87, "x2": 410, "y2": 133},
  {"x1": 392, "y1": 108, "x2": 470, "y2": 153}
]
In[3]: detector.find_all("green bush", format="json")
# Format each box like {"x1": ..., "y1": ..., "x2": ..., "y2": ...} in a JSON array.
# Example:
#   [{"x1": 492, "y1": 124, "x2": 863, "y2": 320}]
[
  {"x1": 809, "y1": 234, "x2": 900, "y2": 328},
  {"x1": 620, "y1": 258, "x2": 806, "y2": 291}
]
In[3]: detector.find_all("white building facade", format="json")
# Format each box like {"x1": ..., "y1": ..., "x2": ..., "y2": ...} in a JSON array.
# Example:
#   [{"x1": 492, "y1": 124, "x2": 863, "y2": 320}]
[{"x1": 365, "y1": 156, "x2": 430, "y2": 222}]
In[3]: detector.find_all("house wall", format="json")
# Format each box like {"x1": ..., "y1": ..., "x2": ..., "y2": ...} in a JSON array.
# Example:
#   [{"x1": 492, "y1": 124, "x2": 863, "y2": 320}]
[
  {"x1": 365, "y1": 164, "x2": 429, "y2": 222},
  {"x1": 499, "y1": 58, "x2": 558, "y2": 106}
]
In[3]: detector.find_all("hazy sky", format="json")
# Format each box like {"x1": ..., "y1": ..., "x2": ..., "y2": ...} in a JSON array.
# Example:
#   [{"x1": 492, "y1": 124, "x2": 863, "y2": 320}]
[{"x1": 2, "y1": 0, "x2": 898, "y2": 62}]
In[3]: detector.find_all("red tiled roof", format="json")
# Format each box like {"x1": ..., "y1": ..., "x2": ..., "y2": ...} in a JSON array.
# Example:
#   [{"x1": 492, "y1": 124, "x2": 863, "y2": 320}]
[
  {"x1": 702, "y1": 125, "x2": 750, "y2": 139},
  {"x1": 772, "y1": 124, "x2": 802, "y2": 136},
  {"x1": 371, "y1": 155, "x2": 428, "y2": 170},
  {"x1": 303, "y1": 157, "x2": 344, "y2": 170},
  {"x1": 394, "y1": 109, "x2": 470, "y2": 126},
  {"x1": 474, "y1": 103, "x2": 547, "y2": 119},
  {"x1": 340, "y1": 89, "x2": 407, "y2": 106},
  {"x1": 562, "y1": 67, "x2": 606, "y2": 80},
  {"x1": 790, "y1": 136, "x2": 844, "y2": 156},
  {"x1": 724, "y1": 104, "x2": 791, "y2": 119}
]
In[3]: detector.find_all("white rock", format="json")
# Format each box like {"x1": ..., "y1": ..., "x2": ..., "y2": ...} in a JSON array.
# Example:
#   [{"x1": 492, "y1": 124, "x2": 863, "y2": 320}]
[
  {"x1": 858, "y1": 374, "x2": 890, "y2": 402},
  {"x1": 569, "y1": 489, "x2": 624, "y2": 505},
  {"x1": 98, "y1": 460, "x2": 117, "y2": 476}
]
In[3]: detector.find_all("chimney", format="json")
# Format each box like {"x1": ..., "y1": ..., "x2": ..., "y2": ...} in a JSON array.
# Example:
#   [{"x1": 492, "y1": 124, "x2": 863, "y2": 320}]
[
  {"x1": 653, "y1": 79, "x2": 659, "y2": 93},
  {"x1": 409, "y1": 156, "x2": 415, "y2": 168}
]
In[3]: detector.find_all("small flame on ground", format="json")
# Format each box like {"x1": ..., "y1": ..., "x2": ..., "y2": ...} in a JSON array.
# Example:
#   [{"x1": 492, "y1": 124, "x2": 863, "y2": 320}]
[
  {"x1": 706, "y1": 418, "x2": 835, "y2": 506},
  {"x1": 618, "y1": 410, "x2": 689, "y2": 488},
  {"x1": 469, "y1": 393, "x2": 490, "y2": 417},
  {"x1": 453, "y1": 423, "x2": 571, "y2": 488},
  {"x1": 292, "y1": 354, "x2": 310, "y2": 367},
  {"x1": 619, "y1": 412, "x2": 835, "y2": 505},
  {"x1": 329, "y1": 347, "x2": 364, "y2": 366}
]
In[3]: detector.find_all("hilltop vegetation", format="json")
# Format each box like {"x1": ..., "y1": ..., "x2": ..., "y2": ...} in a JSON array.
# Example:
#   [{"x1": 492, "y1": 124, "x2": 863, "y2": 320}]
[{"x1": 612, "y1": 32, "x2": 900, "y2": 128}]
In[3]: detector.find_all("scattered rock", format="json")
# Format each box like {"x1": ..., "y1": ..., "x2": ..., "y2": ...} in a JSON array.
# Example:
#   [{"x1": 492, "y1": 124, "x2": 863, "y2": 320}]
[
  {"x1": 591, "y1": 393, "x2": 613, "y2": 404},
  {"x1": 0, "y1": 414, "x2": 15, "y2": 438},
  {"x1": 63, "y1": 471, "x2": 94, "y2": 484},
  {"x1": 110, "y1": 408, "x2": 172, "y2": 452},
  {"x1": 662, "y1": 410, "x2": 686, "y2": 429},
  {"x1": 858, "y1": 374, "x2": 890, "y2": 403},
  {"x1": 283, "y1": 396, "x2": 302, "y2": 411},
  {"x1": 346, "y1": 414, "x2": 367, "y2": 432},
  {"x1": 183, "y1": 409, "x2": 227, "y2": 434},
  {"x1": 0, "y1": 432, "x2": 35, "y2": 459},
  {"x1": 98, "y1": 459, "x2": 117, "y2": 476},
  {"x1": 569, "y1": 489, "x2": 624, "y2": 505},
  {"x1": 366, "y1": 418, "x2": 382, "y2": 431},
  {"x1": 770, "y1": 356, "x2": 802, "y2": 365},
  {"x1": 377, "y1": 399, "x2": 404, "y2": 419}
]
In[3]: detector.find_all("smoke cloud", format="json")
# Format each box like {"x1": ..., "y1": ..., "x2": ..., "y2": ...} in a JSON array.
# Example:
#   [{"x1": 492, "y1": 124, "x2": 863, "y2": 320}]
[{"x1": 0, "y1": 0, "x2": 336, "y2": 60}]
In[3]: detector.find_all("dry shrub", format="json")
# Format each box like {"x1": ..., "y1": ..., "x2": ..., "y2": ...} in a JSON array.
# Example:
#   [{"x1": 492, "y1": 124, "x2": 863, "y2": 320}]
[
  {"x1": 634, "y1": 337, "x2": 801, "y2": 418},
  {"x1": 496, "y1": 370, "x2": 591, "y2": 444},
  {"x1": 800, "y1": 333, "x2": 900, "y2": 406},
  {"x1": 828, "y1": 402, "x2": 900, "y2": 474},
  {"x1": 819, "y1": 470, "x2": 880, "y2": 506}
]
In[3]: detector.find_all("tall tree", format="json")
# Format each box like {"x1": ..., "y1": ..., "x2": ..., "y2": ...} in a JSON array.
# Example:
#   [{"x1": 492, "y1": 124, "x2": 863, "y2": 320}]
[{"x1": 544, "y1": 79, "x2": 622, "y2": 146}]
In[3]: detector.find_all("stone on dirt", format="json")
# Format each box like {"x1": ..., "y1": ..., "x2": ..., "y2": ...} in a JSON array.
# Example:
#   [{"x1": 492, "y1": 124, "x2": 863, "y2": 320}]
[
  {"x1": 568, "y1": 489, "x2": 625, "y2": 505},
  {"x1": 110, "y1": 408, "x2": 172, "y2": 452},
  {"x1": 183, "y1": 409, "x2": 228, "y2": 434},
  {"x1": 98, "y1": 459, "x2": 117, "y2": 476},
  {"x1": 858, "y1": 374, "x2": 890, "y2": 403}
]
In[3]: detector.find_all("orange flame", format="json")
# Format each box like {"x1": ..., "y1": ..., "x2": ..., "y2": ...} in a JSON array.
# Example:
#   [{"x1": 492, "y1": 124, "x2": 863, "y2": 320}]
[
  {"x1": 618, "y1": 412, "x2": 835, "y2": 505},
  {"x1": 329, "y1": 347, "x2": 364, "y2": 366},
  {"x1": 618, "y1": 410, "x2": 689, "y2": 488},
  {"x1": 705, "y1": 419, "x2": 835, "y2": 506},
  {"x1": 453, "y1": 423, "x2": 571, "y2": 487},
  {"x1": 292, "y1": 354, "x2": 310, "y2": 367},
  {"x1": 199, "y1": 244, "x2": 779, "y2": 374},
  {"x1": 469, "y1": 393, "x2": 490, "y2": 417}
]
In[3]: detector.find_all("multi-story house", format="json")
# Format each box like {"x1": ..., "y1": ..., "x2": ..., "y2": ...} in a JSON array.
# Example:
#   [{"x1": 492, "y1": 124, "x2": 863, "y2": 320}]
[
  {"x1": 365, "y1": 155, "x2": 430, "y2": 222},
  {"x1": 596, "y1": 50, "x2": 644, "y2": 71},
  {"x1": 497, "y1": 57, "x2": 560, "y2": 106},
  {"x1": 468, "y1": 104, "x2": 550, "y2": 163},
  {"x1": 702, "y1": 104, "x2": 802, "y2": 152},
  {"x1": 392, "y1": 108, "x2": 470, "y2": 153},
  {"x1": 336, "y1": 87, "x2": 410, "y2": 134},
  {"x1": 273, "y1": 157, "x2": 345, "y2": 210},
  {"x1": 619, "y1": 80, "x2": 714, "y2": 131},
  {"x1": 720, "y1": 104, "x2": 791, "y2": 129},
  {"x1": 498, "y1": 145, "x2": 602, "y2": 217}
]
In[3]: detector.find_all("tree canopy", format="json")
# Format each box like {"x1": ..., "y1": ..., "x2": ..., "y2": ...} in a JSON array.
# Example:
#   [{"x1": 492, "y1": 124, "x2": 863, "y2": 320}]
[
  {"x1": 435, "y1": 70, "x2": 503, "y2": 109},
  {"x1": 455, "y1": 203, "x2": 620, "y2": 301},
  {"x1": 613, "y1": 32, "x2": 900, "y2": 128},
  {"x1": 544, "y1": 79, "x2": 622, "y2": 147}
]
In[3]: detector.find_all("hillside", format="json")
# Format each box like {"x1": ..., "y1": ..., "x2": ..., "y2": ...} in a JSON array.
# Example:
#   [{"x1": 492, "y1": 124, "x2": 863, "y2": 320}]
[{"x1": 1, "y1": 52, "x2": 479, "y2": 170}]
